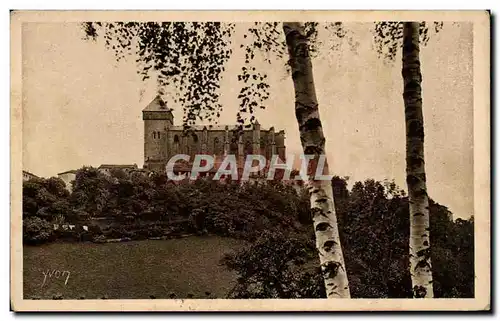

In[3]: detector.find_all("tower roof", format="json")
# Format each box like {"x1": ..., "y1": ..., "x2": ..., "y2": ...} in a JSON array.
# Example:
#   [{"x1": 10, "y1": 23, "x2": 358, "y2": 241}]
[{"x1": 142, "y1": 95, "x2": 171, "y2": 112}]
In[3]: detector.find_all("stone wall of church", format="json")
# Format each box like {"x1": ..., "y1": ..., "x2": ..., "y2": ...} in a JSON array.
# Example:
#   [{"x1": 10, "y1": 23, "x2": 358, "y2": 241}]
[
  {"x1": 144, "y1": 119, "x2": 167, "y2": 162},
  {"x1": 143, "y1": 111, "x2": 286, "y2": 171},
  {"x1": 143, "y1": 110, "x2": 173, "y2": 167},
  {"x1": 164, "y1": 128, "x2": 286, "y2": 164}
]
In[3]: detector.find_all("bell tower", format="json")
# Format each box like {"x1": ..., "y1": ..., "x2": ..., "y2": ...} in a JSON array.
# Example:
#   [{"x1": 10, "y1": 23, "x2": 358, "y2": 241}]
[{"x1": 142, "y1": 95, "x2": 173, "y2": 172}]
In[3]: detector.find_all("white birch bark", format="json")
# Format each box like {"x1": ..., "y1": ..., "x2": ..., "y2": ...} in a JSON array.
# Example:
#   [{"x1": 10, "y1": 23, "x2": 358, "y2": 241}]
[
  {"x1": 402, "y1": 22, "x2": 434, "y2": 298},
  {"x1": 283, "y1": 22, "x2": 350, "y2": 298}
]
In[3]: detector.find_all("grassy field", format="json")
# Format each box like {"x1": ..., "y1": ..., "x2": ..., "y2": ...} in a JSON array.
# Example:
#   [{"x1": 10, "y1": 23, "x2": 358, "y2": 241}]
[{"x1": 23, "y1": 236, "x2": 246, "y2": 299}]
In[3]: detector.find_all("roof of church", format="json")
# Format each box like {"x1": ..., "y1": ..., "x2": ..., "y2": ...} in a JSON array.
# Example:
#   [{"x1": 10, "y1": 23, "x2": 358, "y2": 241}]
[
  {"x1": 98, "y1": 164, "x2": 138, "y2": 169},
  {"x1": 168, "y1": 125, "x2": 284, "y2": 133},
  {"x1": 23, "y1": 170, "x2": 39, "y2": 178},
  {"x1": 142, "y1": 95, "x2": 172, "y2": 112},
  {"x1": 169, "y1": 125, "x2": 246, "y2": 131}
]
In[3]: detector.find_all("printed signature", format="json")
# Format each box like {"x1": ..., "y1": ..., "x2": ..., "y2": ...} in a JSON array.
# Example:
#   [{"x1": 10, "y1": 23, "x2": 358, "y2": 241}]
[{"x1": 41, "y1": 269, "x2": 70, "y2": 288}]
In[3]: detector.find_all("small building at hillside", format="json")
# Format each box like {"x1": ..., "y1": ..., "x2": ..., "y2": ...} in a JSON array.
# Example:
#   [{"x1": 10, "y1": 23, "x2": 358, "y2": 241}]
[
  {"x1": 57, "y1": 170, "x2": 78, "y2": 191},
  {"x1": 98, "y1": 164, "x2": 139, "y2": 176},
  {"x1": 57, "y1": 164, "x2": 141, "y2": 191},
  {"x1": 22, "y1": 170, "x2": 39, "y2": 182}
]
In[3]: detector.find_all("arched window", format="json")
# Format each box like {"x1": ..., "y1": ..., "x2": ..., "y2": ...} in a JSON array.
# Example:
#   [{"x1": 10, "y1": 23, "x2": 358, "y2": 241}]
[
  {"x1": 230, "y1": 138, "x2": 238, "y2": 155},
  {"x1": 157, "y1": 132, "x2": 161, "y2": 139},
  {"x1": 153, "y1": 132, "x2": 156, "y2": 139},
  {"x1": 192, "y1": 134, "x2": 198, "y2": 143},
  {"x1": 245, "y1": 140, "x2": 253, "y2": 155},
  {"x1": 214, "y1": 137, "x2": 221, "y2": 155},
  {"x1": 260, "y1": 137, "x2": 267, "y2": 158},
  {"x1": 172, "y1": 135, "x2": 179, "y2": 154}
]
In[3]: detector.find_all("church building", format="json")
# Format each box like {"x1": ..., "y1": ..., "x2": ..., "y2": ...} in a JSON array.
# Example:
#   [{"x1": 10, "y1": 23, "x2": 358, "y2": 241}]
[{"x1": 143, "y1": 95, "x2": 287, "y2": 173}]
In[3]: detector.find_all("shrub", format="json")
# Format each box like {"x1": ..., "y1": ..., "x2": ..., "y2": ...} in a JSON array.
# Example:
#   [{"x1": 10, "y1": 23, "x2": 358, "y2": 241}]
[
  {"x1": 101, "y1": 225, "x2": 138, "y2": 239},
  {"x1": 54, "y1": 229, "x2": 78, "y2": 242},
  {"x1": 223, "y1": 179, "x2": 475, "y2": 299},
  {"x1": 23, "y1": 217, "x2": 54, "y2": 245},
  {"x1": 147, "y1": 225, "x2": 164, "y2": 237},
  {"x1": 79, "y1": 231, "x2": 94, "y2": 242},
  {"x1": 139, "y1": 211, "x2": 164, "y2": 222},
  {"x1": 87, "y1": 223, "x2": 103, "y2": 236},
  {"x1": 222, "y1": 230, "x2": 324, "y2": 299},
  {"x1": 102, "y1": 227, "x2": 123, "y2": 239}
]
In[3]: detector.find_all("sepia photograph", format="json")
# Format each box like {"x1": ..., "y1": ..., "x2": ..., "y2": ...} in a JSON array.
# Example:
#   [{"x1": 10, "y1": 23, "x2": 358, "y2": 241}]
[{"x1": 10, "y1": 10, "x2": 490, "y2": 311}]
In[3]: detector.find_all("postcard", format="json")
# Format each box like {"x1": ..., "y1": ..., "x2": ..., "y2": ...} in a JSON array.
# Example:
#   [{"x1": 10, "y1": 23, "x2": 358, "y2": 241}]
[{"x1": 10, "y1": 10, "x2": 490, "y2": 312}]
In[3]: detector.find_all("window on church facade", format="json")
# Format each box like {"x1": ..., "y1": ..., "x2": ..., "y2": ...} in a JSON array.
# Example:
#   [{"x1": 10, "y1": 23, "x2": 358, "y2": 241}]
[
  {"x1": 245, "y1": 140, "x2": 252, "y2": 155},
  {"x1": 230, "y1": 139, "x2": 238, "y2": 155},
  {"x1": 260, "y1": 137, "x2": 267, "y2": 158},
  {"x1": 214, "y1": 137, "x2": 221, "y2": 155}
]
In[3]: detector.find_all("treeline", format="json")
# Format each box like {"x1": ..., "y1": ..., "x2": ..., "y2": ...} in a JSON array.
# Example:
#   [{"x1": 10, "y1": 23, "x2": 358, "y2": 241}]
[
  {"x1": 224, "y1": 178, "x2": 474, "y2": 298},
  {"x1": 22, "y1": 166, "x2": 474, "y2": 298},
  {"x1": 23, "y1": 166, "x2": 309, "y2": 242}
]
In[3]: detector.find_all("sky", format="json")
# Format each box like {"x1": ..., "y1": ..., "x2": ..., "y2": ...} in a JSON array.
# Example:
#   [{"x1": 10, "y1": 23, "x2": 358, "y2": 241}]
[{"x1": 22, "y1": 22, "x2": 473, "y2": 219}]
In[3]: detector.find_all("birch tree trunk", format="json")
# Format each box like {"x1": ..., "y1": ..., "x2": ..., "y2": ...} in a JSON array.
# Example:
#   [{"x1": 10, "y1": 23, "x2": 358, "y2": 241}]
[
  {"x1": 402, "y1": 21, "x2": 434, "y2": 298},
  {"x1": 283, "y1": 22, "x2": 350, "y2": 298}
]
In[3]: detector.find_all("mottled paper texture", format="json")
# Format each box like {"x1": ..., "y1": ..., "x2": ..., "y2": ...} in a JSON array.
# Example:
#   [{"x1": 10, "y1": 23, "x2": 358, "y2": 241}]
[{"x1": 11, "y1": 10, "x2": 490, "y2": 311}]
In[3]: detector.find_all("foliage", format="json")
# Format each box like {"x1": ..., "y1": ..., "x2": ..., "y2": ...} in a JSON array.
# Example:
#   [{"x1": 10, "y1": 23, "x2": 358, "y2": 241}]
[
  {"x1": 70, "y1": 166, "x2": 113, "y2": 218},
  {"x1": 23, "y1": 216, "x2": 54, "y2": 245},
  {"x1": 82, "y1": 22, "x2": 233, "y2": 128},
  {"x1": 372, "y1": 21, "x2": 444, "y2": 61},
  {"x1": 223, "y1": 230, "x2": 324, "y2": 298},
  {"x1": 224, "y1": 177, "x2": 474, "y2": 299},
  {"x1": 166, "y1": 178, "x2": 308, "y2": 240},
  {"x1": 23, "y1": 170, "x2": 474, "y2": 298},
  {"x1": 27, "y1": 167, "x2": 310, "y2": 242},
  {"x1": 82, "y1": 21, "x2": 358, "y2": 130},
  {"x1": 23, "y1": 177, "x2": 70, "y2": 221}
]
